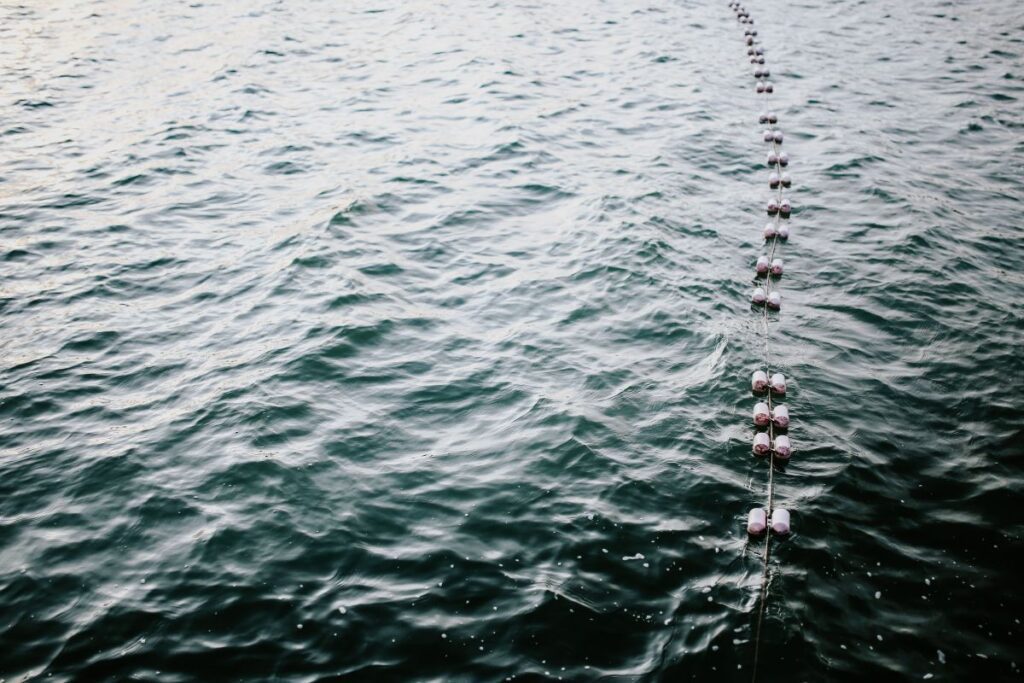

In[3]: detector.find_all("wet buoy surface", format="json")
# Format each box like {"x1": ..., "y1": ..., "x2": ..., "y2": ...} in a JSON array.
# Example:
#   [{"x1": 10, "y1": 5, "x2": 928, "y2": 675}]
[
  {"x1": 771, "y1": 508, "x2": 791, "y2": 535},
  {"x1": 748, "y1": 508, "x2": 767, "y2": 535}
]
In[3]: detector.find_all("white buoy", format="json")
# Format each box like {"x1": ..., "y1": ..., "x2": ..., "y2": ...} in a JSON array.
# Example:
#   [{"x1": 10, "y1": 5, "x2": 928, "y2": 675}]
[
  {"x1": 751, "y1": 287, "x2": 766, "y2": 305},
  {"x1": 771, "y1": 508, "x2": 791, "y2": 535},
  {"x1": 748, "y1": 507, "x2": 767, "y2": 535},
  {"x1": 781, "y1": 172, "x2": 791, "y2": 187},
  {"x1": 769, "y1": 172, "x2": 780, "y2": 188},
  {"x1": 769, "y1": 372, "x2": 786, "y2": 394},
  {"x1": 767, "y1": 112, "x2": 777, "y2": 124},
  {"x1": 778, "y1": 151, "x2": 789, "y2": 166},
  {"x1": 773, "y1": 130, "x2": 783, "y2": 144},
  {"x1": 753, "y1": 432, "x2": 770, "y2": 456},
  {"x1": 762, "y1": 129, "x2": 773, "y2": 142},
  {"x1": 773, "y1": 434, "x2": 792, "y2": 459},
  {"x1": 753, "y1": 401, "x2": 771, "y2": 426},
  {"x1": 779, "y1": 198, "x2": 792, "y2": 216},
  {"x1": 762, "y1": 222, "x2": 777, "y2": 239},
  {"x1": 751, "y1": 369, "x2": 769, "y2": 392},
  {"x1": 759, "y1": 111, "x2": 769, "y2": 124},
  {"x1": 771, "y1": 404, "x2": 789, "y2": 428},
  {"x1": 770, "y1": 258, "x2": 783, "y2": 276},
  {"x1": 756, "y1": 255, "x2": 769, "y2": 275},
  {"x1": 756, "y1": 81, "x2": 765, "y2": 93},
  {"x1": 767, "y1": 291, "x2": 781, "y2": 310},
  {"x1": 766, "y1": 152, "x2": 778, "y2": 166},
  {"x1": 776, "y1": 223, "x2": 789, "y2": 240}
]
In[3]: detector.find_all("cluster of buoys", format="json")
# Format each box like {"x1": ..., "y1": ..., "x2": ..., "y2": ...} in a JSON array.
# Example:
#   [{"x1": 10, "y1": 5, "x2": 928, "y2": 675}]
[{"x1": 728, "y1": 0, "x2": 794, "y2": 540}]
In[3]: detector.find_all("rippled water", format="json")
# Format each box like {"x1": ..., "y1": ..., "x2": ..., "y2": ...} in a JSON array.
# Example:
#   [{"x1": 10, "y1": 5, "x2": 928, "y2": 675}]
[{"x1": 1, "y1": 0, "x2": 1022, "y2": 680}]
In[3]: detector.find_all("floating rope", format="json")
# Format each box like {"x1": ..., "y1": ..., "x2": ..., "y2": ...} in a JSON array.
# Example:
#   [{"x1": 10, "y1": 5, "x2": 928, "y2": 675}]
[{"x1": 725, "y1": 3, "x2": 795, "y2": 681}]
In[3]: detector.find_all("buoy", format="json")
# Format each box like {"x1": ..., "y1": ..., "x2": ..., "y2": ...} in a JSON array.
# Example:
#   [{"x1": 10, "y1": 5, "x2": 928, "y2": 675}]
[
  {"x1": 766, "y1": 151, "x2": 778, "y2": 166},
  {"x1": 769, "y1": 172, "x2": 780, "y2": 188},
  {"x1": 746, "y1": 36, "x2": 754, "y2": 45},
  {"x1": 753, "y1": 401, "x2": 770, "y2": 426},
  {"x1": 751, "y1": 287, "x2": 767, "y2": 305},
  {"x1": 766, "y1": 199, "x2": 779, "y2": 215},
  {"x1": 770, "y1": 258, "x2": 783, "y2": 276},
  {"x1": 764, "y1": 82, "x2": 774, "y2": 93},
  {"x1": 751, "y1": 369, "x2": 769, "y2": 392},
  {"x1": 771, "y1": 404, "x2": 789, "y2": 428},
  {"x1": 778, "y1": 151, "x2": 789, "y2": 166},
  {"x1": 759, "y1": 111, "x2": 769, "y2": 124},
  {"x1": 761, "y1": 68, "x2": 770, "y2": 78},
  {"x1": 755, "y1": 46, "x2": 764, "y2": 55},
  {"x1": 779, "y1": 199, "x2": 792, "y2": 217},
  {"x1": 770, "y1": 372, "x2": 786, "y2": 394},
  {"x1": 748, "y1": 508, "x2": 767, "y2": 535},
  {"x1": 753, "y1": 432, "x2": 771, "y2": 456},
  {"x1": 762, "y1": 222, "x2": 777, "y2": 239},
  {"x1": 767, "y1": 291, "x2": 781, "y2": 310},
  {"x1": 773, "y1": 434, "x2": 792, "y2": 458},
  {"x1": 756, "y1": 255, "x2": 770, "y2": 275},
  {"x1": 781, "y1": 172, "x2": 791, "y2": 187},
  {"x1": 767, "y1": 112, "x2": 777, "y2": 124},
  {"x1": 776, "y1": 223, "x2": 790, "y2": 239},
  {"x1": 771, "y1": 508, "x2": 791, "y2": 535},
  {"x1": 762, "y1": 128, "x2": 773, "y2": 141},
  {"x1": 756, "y1": 81, "x2": 765, "y2": 93},
  {"x1": 773, "y1": 130, "x2": 783, "y2": 144}
]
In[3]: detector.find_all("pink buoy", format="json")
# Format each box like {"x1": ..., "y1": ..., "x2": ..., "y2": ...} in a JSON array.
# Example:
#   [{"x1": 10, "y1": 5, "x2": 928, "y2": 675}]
[
  {"x1": 776, "y1": 223, "x2": 790, "y2": 240},
  {"x1": 771, "y1": 404, "x2": 789, "y2": 428},
  {"x1": 756, "y1": 255, "x2": 770, "y2": 275},
  {"x1": 751, "y1": 287, "x2": 766, "y2": 305},
  {"x1": 762, "y1": 128, "x2": 774, "y2": 141},
  {"x1": 747, "y1": 507, "x2": 767, "y2": 535},
  {"x1": 766, "y1": 291, "x2": 781, "y2": 310},
  {"x1": 762, "y1": 222, "x2": 777, "y2": 239},
  {"x1": 769, "y1": 372, "x2": 786, "y2": 394},
  {"x1": 773, "y1": 434, "x2": 792, "y2": 459},
  {"x1": 766, "y1": 199, "x2": 779, "y2": 215},
  {"x1": 751, "y1": 369, "x2": 768, "y2": 392},
  {"x1": 753, "y1": 401, "x2": 770, "y2": 426},
  {"x1": 779, "y1": 199, "x2": 792, "y2": 217},
  {"x1": 766, "y1": 151, "x2": 778, "y2": 166},
  {"x1": 752, "y1": 431, "x2": 770, "y2": 456},
  {"x1": 770, "y1": 258, "x2": 783, "y2": 276},
  {"x1": 773, "y1": 131, "x2": 783, "y2": 144},
  {"x1": 781, "y1": 172, "x2": 791, "y2": 187},
  {"x1": 768, "y1": 172, "x2": 780, "y2": 188},
  {"x1": 778, "y1": 151, "x2": 789, "y2": 166},
  {"x1": 771, "y1": 508, "x2": 791, "y2": 535}
]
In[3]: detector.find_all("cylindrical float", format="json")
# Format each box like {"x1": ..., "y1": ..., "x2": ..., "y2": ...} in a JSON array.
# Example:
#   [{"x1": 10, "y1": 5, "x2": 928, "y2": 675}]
[
  {"x1": 768, "y1": 172, "x2": 780, "y2": 188},
  {"x1": 771, "y1": 403, "x2": 789, "y2": 428},
  {"x1": 748, "y1": 507, "x2": 767, "y2": 535},
  {"x1": 762, "y1": 222, "x2": 777, "y2": 239},
  {"x1": 773, "y1": 130, "x2": 783, "y2": 144},
  {"x1": 753, "y1": 401, "x2": 770, "y2": 426},
  {"x1": 779, "y1": 199, "x2": 792, "y2": 217},
  {"x1": 778, "y1": 151, "x2": 789, "y2": 166},
  {"x1": 767, "y1": 112, "x2": 777, "y2": 124},
  {"x1": 751, "y1": 369, "x2": 769, "y2": 392},
  {"x1": 769, "y1": 372, "x2": 786, "y2": 394},
  {"x1": 781, "y1": 172, "x2": 791, "y2": 187},
  {"x1": 762, "y1": 128, "x2": 773, "y2": 141},
  {"x1": 770, "y1": 258, "x2": 783, "y2": 276},
  {"x1": 766, "y1": 199, "x2": 779, "y2": 215},
  {"x1": 766, "y1": 151, "x2": 778, "y2": 166},
  {"x1": 751, "y1": 287, "x2": 766, "y2": 305},
  {"x1": 776, "y1": 223, "x2": 790, "y2": 240},
  {"x1": 773, "y1": 434, "x2": 792, "y2": 459},
  {"x1": 752, "y1": 431, "x2": 770, "y2": 456},
  {"x1": 767, "y1": 291, "x2": 781, "y2": 310},
  {"x1": 771, "y1": 508, "x2": 791, "y2": 535},
  {"x1": 756, "y1": 255, "x2": 770, "y2": 275}
]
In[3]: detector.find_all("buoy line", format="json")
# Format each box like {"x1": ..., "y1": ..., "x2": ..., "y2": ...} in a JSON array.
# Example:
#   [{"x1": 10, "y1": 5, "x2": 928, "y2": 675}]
[{"x1": 726, "y1": 2, "x2": 794, "y2": 680}]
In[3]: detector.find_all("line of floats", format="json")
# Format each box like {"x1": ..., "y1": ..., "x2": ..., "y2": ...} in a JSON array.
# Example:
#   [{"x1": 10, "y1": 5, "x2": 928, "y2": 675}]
[{"x1": 728, "y1": 0, "x2": 794, "y2": 539}]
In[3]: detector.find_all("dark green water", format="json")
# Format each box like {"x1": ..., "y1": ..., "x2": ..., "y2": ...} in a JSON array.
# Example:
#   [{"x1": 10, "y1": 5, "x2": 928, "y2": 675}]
[{"x1": 1, "y1": 0, "x2": 1022, "y2": 680}]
